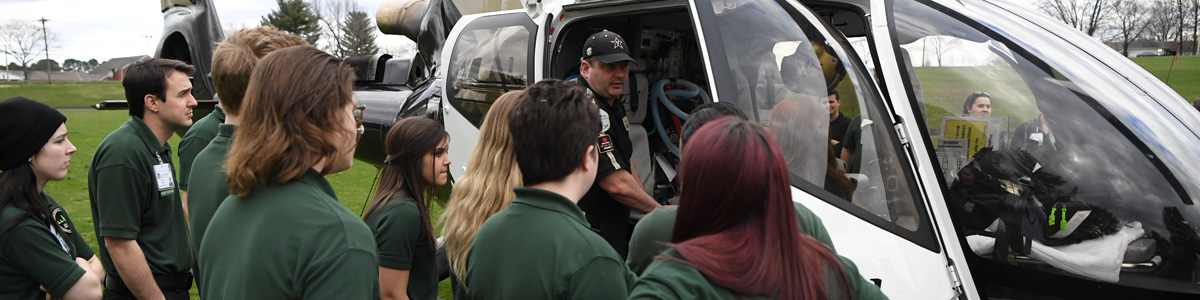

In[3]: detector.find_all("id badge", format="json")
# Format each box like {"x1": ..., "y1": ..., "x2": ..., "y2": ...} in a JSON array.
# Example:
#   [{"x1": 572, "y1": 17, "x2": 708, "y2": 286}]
[
  {"x1": 1030, "y1": 132, "x2": 1044, "y2": 144},
  {"x1": 154, "y1": 163, "x2": 176, "y2": 197}
]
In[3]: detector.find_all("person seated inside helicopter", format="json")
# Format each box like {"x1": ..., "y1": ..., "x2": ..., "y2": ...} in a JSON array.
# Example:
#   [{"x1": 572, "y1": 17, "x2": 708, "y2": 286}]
[{"x1": 962, "y1": 91, "x2": 993, "y2": 117}]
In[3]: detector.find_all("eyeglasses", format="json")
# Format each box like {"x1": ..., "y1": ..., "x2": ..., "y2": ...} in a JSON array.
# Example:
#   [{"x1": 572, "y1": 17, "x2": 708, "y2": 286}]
[
  {"x1": 353, "y1": 105, "x2": 366, "y2": 136},
  {"x1": 970, "y1": 91, "x2": 991, "y2": 98}
]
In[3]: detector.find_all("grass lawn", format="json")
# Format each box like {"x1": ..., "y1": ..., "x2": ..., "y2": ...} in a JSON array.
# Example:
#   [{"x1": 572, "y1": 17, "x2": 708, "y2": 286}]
[
  {"x1": 0, "y1": 81, "x2": 126, "y2": 108},
  {"x1": 41, "y1": 110, "x2": 454, "y2": 299},
  {"x1": 1131, "y1": 55, "x2": 1200, "y2": 101}
]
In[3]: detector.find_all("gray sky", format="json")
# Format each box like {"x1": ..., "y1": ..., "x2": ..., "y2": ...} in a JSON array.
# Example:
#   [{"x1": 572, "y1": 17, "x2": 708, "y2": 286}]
[{"x1": 0, "y1": 0, "x2": 412, "y2": 65}]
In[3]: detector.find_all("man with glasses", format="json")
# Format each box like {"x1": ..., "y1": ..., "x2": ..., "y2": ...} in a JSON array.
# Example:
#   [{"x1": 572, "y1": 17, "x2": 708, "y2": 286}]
[{"x1": 185, "y1": 27, "x2": 307, "y2": 291}]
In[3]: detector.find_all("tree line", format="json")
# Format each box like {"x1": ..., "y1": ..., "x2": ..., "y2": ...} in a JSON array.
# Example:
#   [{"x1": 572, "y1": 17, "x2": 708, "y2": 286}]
[
  {"x1": 259, "y1": 0, "x2": 380, "y2": 59},
  {"x1": 1039, "y1": 0, "x2": 1200, "y2": 56}
]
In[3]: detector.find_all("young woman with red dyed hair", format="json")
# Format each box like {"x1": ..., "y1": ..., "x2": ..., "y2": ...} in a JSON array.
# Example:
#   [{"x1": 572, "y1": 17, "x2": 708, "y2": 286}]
[{"x1": 629, "y1": 117, "x2": 887, "y2": 300}]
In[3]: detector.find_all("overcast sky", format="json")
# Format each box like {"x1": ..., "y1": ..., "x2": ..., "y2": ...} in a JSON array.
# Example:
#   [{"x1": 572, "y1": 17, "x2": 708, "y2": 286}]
[{"x1": 0, "y1": 0, "x2": 413, "y2": 65}]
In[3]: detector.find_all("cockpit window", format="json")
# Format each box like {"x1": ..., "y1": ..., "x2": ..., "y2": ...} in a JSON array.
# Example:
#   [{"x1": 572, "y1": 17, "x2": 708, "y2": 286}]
[
  {"x1": 697, "y1": 0, "x2": 931, "y2": 239},
  {"x1": 446, "y1": 14, "x2": 535, "y2": 127},
  {"x1": 894, "y1": 0, "x2": 1200, "y2": 290}
]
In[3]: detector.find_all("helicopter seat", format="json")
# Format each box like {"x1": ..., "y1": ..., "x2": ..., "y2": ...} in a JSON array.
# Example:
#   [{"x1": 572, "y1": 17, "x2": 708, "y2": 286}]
[{"x1": 623, "y1": 58, "x2": 655, "y2": 197}]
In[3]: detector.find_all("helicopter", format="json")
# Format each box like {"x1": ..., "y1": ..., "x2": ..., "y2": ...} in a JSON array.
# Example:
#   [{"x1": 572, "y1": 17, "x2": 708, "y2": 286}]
[{"x1": 154, "y1": 0, "x2": 1200, "y2": 298}]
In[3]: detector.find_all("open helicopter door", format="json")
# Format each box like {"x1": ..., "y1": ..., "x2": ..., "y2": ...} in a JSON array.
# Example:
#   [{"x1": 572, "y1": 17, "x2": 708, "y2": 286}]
[
  {"x1": 438, "y1": 10, "x2": 539, "y2": 180},
  {"x1": 690, "y1": 0, "x2": 965, "y2": 298}
]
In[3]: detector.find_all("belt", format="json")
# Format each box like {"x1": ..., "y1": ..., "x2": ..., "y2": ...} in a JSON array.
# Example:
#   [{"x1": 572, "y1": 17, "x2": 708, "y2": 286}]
[{"x1": 104, "y1": 273, "x2": 193, "y2": 295}]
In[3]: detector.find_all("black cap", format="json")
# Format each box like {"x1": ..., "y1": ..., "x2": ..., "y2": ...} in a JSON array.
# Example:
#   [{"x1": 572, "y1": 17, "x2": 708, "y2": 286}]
[
  {"x1": 581, "y1": 30, "x2": 637, "y2": 65},
  {"x1": 0, "y1": 97, "x2": 67, "y2": 171}
]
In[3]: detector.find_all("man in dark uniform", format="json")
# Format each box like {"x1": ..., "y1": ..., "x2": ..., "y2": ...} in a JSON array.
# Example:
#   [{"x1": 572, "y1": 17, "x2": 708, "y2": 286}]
[
  {"x1": 568, "y1": 30, "x2": 661, "y2": 258},
  {"x1": 828, "y1": 89, "x2": 852, "y2": 156},
  {"x1": 88, "y1": 58, "x2": 195, "y2": 300}
]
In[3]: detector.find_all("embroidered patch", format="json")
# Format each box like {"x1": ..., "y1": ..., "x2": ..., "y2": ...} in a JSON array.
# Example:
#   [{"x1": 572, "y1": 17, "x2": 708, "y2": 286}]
[
  {"x1": 51, "y1": 207, "x2": 71, "y2": 234},
  {"x1": 599, "y1": 134, "x2": 615, "y2": 153}
]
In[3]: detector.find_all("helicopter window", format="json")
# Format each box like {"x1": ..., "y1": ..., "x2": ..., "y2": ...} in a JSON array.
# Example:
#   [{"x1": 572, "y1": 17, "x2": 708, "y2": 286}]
[
  {"x1": 894, "y1": 0, "x2": 1200, "y2": 292},
  {"x1": 695, "y1": 0, "x2": 931, "y2": 239},
  {"x1": 446, "y1": 13, "x2": 536, "y2": 127}
]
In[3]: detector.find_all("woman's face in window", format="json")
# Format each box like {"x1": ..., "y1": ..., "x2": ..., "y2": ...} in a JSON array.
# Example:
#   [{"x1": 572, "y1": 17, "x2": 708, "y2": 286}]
[{"x1": 968, "y1": 97, "x2": 992, "y2": 117}]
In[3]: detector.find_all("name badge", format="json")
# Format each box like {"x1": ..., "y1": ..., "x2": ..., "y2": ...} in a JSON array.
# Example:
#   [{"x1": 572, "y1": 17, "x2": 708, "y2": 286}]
[
  {"x1": 154, "y1": 163, "x2": 176, "y2": 197},
  {"x1": 1029, "y1": 133, "x2": 1044, "y2": 144}
]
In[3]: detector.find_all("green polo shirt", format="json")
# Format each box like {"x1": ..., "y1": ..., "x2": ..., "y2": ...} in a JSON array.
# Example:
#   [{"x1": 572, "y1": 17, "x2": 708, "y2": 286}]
[
  {"x1": 458, "y1": 187, "x2": 635, "y2": 300},
  {"x1": 0, "y1": 193, "x2": 95, "y2": 300},
  {"x1": 630, "y1": 250, "x2": 888, "y2": 300},
  {"x1": 185, "y1": 123, "x2": 234, "y2": 275},
  {"x1": 199, "y1": 168, "x2": 379, "y2": 299},
  {"x1": 365, "y1": 193, "x2": 437, "y2": 300},
  {"x1": 88, "y1": 117, "x2": 191, "y2": 277},
  {"x1": 627, "y1": 202, "x2": 837, "y2": 275},
  {"x1": 178, "y1": 105, "x2": 224, "y2": 191}
]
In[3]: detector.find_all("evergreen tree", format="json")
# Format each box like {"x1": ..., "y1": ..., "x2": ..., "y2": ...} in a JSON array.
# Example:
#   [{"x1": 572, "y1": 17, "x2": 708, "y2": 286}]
[
  {"x1": 337, "y1": 10, "x2": 379, "y2": 57},
  {"x1": 261, "y1": 0, "x2": 322, "y2": 45}
]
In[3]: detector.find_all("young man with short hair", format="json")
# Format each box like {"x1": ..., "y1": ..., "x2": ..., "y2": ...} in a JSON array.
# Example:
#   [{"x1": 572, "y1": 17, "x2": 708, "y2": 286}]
[
  {"x1": 185, "y1": 26, "x2": 307, "y2": 290},
  {"x1": 88, "y1": 58, "x2": 196, "y2": 300},
  {"x1": 828, "y1": 89, "x2": 852, "y2": 155},
  {"x1": 459, "y1": 79, "x2": 635, "y2": 299}
]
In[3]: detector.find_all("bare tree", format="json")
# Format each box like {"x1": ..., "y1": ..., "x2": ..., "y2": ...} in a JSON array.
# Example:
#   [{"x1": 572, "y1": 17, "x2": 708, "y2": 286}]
[
  {"x1": 0, "y1": 21, "x2": 54, "y2": 80},
  {"x1": 928, "y1": 35, "x2": 963, "y2": 66},
  {"x1": 1147, "y1": 0, "x2": 1182, "y2": 42},
  {"x1": 1110, "y1": 0, "x2": 1149, "y2": 56},
  {"x1": 1038, "y1": 0, "x2": 1112, "y2": 36},
  {"x1": 311, "y1": 0, "x2": 358, "y2": 57}
]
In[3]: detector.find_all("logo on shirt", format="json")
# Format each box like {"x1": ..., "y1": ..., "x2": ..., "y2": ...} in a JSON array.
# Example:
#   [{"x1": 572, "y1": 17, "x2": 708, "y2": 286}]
[
  {"x1": 599, "y1": 109, "x2": 611, "y2": 132},
  {"x1": 51, "y1": 207, "x2": 71, "y2": 234},
  {"x1": 598, "y1": 134, "x2": 615, "y2": 154}
]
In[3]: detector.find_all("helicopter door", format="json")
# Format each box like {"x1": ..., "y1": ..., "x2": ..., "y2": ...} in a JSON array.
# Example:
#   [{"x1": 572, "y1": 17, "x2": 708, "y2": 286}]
[
  {"x1": 691, "y1": 0, "x2": 963, "y2": 298},
  {"x1": 440, "y1": 11, "x2": 537, "y2": 180}
]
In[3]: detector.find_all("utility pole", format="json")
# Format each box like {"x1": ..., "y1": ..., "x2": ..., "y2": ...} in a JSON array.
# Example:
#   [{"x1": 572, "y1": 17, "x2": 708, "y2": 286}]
[{"x1": 39, "y1": 18, "x2": 50, "y2": 84}]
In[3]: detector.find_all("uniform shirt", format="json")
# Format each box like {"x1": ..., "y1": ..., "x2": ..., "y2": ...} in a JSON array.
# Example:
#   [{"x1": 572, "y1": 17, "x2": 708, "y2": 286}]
[
  {"x1": 458, "y1": 187, "x2": 636, "y2": 300},
  {"x1": 87, "y1": 117, "x2": 190, "y2": 277},
  {"x1": 626, "y1": 202, "x2": 837, "y2": 275},
  {"x1": 0, "y1": 194, "x2": 95, "y2": 300},
  {"x1": 569, "y1": 77, "x2": 635, "y2": 257},
  {"x1": 365, "y1": 193, "x2": 438, "y2": 300},
  {"x1": 185, "y1": 123, "x2": 234, "y2": 277},
  {"x1": 198, "y1": 168, "x2": 379, "y2": 299},
  {"x1": 177, "y1": 105, "x2": 224, "y2": 191},
  {"x1": 842, "y1": 116, "x2": 863, "y2": 174},
  {"x1": 830, "y1": 112, "x2": 852, "y2": 155},
  {"x1": 630, "y1": 250, "x2": 889, "y2": 300}
]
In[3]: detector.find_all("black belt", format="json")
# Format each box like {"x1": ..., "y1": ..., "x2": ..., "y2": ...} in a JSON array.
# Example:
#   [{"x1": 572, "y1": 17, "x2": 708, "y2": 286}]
[{"x1": 104, "y1": 273, "x2": 193, "y2": 295}]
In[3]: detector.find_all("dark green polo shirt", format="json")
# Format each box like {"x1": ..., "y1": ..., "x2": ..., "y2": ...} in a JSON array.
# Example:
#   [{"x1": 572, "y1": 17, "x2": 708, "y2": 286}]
[
  {"x1": 88, "y1": 117, "x2": 191, "y2": 277},
  {"x1": 630, "y1": 250, "x2": 888, "y2": 300},
  {"x1": 178, "y1": 105, "x2": 224, "y2": 191},
  {"x1": 626, "y1": 202, "x2": 837, "y2": 275},
  {"x1": 0, "y1": 194, "x2": 95, "y2": 300},
  {"x1": 458, "y1": 187, "x2": 635, "y2": 300},
  {"x1": 185, "y1": 124, "x2": 234, "y2": 274},
  {"x1": 199, "y1": 168, "x2": 379, "y2": 299},
  {"x1": 365, "y1": 193, "x2": 437, "y2": 300}
]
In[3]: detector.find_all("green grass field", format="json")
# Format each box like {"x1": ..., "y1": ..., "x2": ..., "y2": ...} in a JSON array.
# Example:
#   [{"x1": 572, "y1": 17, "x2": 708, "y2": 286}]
[
  {"x1": 0, "y1": 81, "x2": 126, "y2": 108},
  {"x1": 1131, "y1": 55, "x2": 1200, "y2": 101}
]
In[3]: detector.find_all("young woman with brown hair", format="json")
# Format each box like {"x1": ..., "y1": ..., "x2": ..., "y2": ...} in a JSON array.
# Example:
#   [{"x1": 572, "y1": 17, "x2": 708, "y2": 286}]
[
  {"x1": 364, "y1": 116, "x2": 451, "y2": 300},
  {"x1": 630, "y1": 117, "x2": 887, "y2": 300},
  {"x1": 197, "y1": 45, "x2": 378, "y2": 299}
]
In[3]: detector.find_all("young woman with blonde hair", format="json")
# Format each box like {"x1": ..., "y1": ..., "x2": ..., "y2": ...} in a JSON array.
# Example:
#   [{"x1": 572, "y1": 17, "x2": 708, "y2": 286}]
[{"x1": 440, "y1": 90, "x2": 525, "y2": 286}]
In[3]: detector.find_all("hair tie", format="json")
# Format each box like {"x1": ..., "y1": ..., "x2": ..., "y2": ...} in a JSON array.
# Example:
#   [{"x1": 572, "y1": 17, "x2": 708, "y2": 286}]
[{"x1": 384, "y1": 154, "x2": 401, "y2": 164}]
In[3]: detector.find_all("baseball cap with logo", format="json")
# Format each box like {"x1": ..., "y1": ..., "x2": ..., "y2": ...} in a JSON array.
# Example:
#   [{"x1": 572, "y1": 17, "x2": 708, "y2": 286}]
[{"x1": 581, "y1": 30, "x2": 638, "y2": 65}]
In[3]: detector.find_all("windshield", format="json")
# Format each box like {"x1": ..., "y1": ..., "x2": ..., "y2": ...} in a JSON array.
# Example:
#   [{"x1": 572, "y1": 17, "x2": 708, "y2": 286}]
[{"x1": 895, "y1": 0, "x2": 1200, "y2": 291}]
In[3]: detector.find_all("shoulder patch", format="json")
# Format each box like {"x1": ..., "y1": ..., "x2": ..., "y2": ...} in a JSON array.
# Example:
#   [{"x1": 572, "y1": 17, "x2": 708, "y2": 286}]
[
  {"x1": 599, "y1": 109, "x2": 611, "y2": 132},
  {"x1": 599, "y1": 134, "x2": 615, "y2": 154}
]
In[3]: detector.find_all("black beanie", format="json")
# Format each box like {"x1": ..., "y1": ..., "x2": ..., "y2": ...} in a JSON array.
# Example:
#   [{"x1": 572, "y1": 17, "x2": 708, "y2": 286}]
[{"x1": 0, "y1": 97, "x2": 67, "y2": 171}]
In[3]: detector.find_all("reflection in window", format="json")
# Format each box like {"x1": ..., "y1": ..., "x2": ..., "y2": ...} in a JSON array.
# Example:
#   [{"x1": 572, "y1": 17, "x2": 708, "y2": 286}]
[
  {"x1": 895, "y1": 0, "x2": 1200, "y2": 288},
  {"x1": 703, "y1": 0, "x2": 923, "y2": 231},
  {"x1": 447, "y1": 25, "x2": 530, "y2": 127}
]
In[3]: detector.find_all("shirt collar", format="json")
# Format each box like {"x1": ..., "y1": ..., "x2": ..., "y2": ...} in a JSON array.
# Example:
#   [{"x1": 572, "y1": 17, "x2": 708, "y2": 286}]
[
  {"x1": 511, "y1": 187, "x2": 590, "y2": 226},
  {"x1": 216, "y1": 123, "x2": 236, "y2": 138},
  {"x1": 129, "y1": 117, "x2": 170, "y2": 155},
  {"x1": 212, "y1": 105, "x2": 226, "y2": 123}
]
